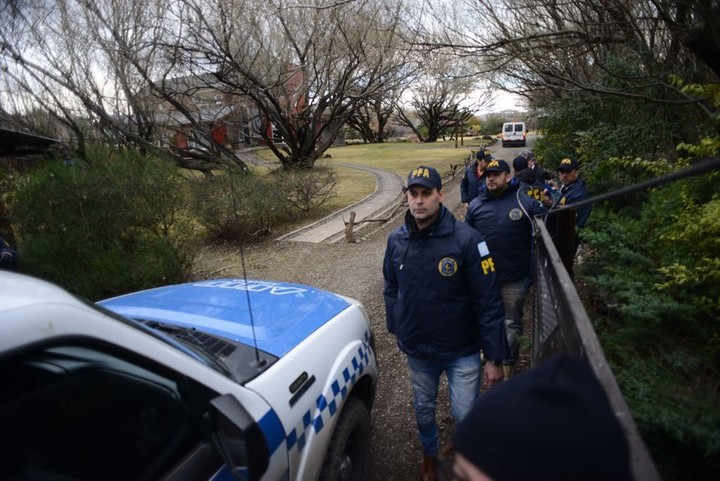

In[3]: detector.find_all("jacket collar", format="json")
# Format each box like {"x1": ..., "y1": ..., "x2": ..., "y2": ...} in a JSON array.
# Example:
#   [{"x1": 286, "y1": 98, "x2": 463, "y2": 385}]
[{"x1": 403, "y1": 205, "x2": 453, "y2": 238}]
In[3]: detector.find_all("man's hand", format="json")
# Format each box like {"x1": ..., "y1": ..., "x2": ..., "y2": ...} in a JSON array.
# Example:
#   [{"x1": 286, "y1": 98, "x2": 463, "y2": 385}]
[
  {"x1": 541, "y1": 189, "x2": 554, "y2": 207},
  {"x1": 483, "y1": 363, "x2": 504, "y2": 389}
]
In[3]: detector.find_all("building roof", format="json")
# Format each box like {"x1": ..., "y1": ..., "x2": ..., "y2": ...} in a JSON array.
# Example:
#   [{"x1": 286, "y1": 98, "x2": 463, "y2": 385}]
[{"x1": 0, "y1": 128, "x2": 58, "y2": 156}]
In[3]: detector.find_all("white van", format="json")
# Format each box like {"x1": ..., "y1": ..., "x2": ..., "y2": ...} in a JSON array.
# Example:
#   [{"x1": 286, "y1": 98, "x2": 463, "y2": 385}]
[{"x1": 502, "y1": 121, "x2": 527, "y2": 147}]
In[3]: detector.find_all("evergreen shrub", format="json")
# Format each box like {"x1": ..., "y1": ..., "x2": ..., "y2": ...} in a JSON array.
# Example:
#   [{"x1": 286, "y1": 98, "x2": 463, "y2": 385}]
[
  {"x1": 11, "y1": 147, "x2": 195, "y2": 299},
  {"x1": 580, "y1": 170, "x2": 720, "y2": 479}
]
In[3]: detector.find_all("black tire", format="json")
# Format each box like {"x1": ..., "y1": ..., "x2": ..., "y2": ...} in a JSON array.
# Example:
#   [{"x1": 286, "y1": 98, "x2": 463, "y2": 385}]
[{"x1": 319, "y1": 397, "x2": 371, "y2": 481}]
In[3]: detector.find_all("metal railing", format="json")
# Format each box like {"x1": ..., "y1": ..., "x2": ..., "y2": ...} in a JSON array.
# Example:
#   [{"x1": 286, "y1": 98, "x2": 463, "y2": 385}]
[
  {"x1": 532, "y1": 216, "x2": 662, "y2": 480},
  {"x1": 529, "y1": 157, "x2": 720, "y2": 481}
]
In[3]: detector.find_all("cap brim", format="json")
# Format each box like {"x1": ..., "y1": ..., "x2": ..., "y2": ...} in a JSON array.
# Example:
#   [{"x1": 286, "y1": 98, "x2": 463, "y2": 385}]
[{"x1": 407, "y1": 179, "x2": 439, "y2": 190}]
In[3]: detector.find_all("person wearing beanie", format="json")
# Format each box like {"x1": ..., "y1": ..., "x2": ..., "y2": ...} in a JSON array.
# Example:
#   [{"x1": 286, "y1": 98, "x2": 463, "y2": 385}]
[
  {"x1": 452, "y1": 355, "x2": 633, "y2": 481},
  {"x1": 384, "y1": 165, "x2": 508, "y2": 481},
  {"x1": 513, "y1": 155, "x2": 556, "y2": 205},
  {"x1": 0, "y1": 236, "x2": 17, "y2": 271}
]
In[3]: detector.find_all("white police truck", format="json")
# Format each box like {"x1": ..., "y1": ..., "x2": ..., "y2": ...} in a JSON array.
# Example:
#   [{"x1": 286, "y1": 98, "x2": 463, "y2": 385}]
[{"x1": 0, "y1": 272, "x2": 378, "y2": 481}]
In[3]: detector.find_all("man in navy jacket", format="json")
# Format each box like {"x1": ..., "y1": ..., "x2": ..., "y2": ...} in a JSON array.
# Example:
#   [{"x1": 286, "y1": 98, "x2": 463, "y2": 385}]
[
  {"x1": 556, "y1": 158, "x2": 592, "y2": 255},
  {"x1": 460, "y1": 149, "x2": 493, "y2": 208},
  {"x1": 384, "y1": 166, "x2": 507, "y2": 481},
  {"x1": 465, "y1": 159, "x2": 551, "y2": 373}
]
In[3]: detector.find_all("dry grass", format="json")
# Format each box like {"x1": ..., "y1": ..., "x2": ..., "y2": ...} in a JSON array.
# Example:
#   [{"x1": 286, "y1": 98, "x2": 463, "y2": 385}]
[
  {"x1": 325, "y1": 139, "x2": 487, "y2": 177},
  {"x1": 245, "y1": 138, "x2": 491, "y2": 225}
]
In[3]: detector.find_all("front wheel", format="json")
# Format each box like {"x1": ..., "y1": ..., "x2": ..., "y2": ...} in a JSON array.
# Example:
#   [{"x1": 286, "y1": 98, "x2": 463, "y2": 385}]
[{"x1": 319, "y1": 397, "x2": 371, "y2": 481}]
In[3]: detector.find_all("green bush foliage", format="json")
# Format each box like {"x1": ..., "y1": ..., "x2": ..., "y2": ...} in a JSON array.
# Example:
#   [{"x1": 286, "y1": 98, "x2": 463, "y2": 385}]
[
  {"x1": 533, "y1": 54, "x2": 707, "y2": 198},
  {"x1": 11, "y1": 147, "x2": 195, "y2": 299},
  {"x1": 533, "y1": 69, "x2": 720, "y2": 477},
  {"x1": 580, "y1": 167, "x2": 720, "y2": 478}
]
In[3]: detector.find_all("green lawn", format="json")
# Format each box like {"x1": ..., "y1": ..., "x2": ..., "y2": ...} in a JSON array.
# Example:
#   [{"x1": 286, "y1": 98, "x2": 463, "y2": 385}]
[
  {"x1": 330, "y1": 140, "x2": 490, "y2": 207},
  {"x1": 249, "y1": 139, "x2": 491, "y2": 223}
]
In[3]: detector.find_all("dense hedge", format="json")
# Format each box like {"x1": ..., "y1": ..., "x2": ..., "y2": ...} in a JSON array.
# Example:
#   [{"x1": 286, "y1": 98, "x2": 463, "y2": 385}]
[
  {"x1": 11, "y1": 147, "x2": 196, "y2": 300},
  {"x1": 579, "y1": 170, "x2": 720, "y2": 479},
  {"x1": 532, "y1": 75, "x2": 720, "y2": 478}
]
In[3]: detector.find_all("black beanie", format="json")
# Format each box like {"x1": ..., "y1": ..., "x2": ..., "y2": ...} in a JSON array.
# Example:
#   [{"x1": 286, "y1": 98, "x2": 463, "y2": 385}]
[
  {"x1": 453, "y1": 355, "x2": 632, "y2": 481},
  {"x1": 512, "y1": 155, "x2": 529, "y2": 172}
]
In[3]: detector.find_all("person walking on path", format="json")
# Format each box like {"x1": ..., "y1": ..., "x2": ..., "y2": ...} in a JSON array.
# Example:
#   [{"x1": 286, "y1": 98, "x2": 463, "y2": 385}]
[
  {"x1": 383, "y1": 165, "x2": 507, "y2": 481},
  {"x1": 518, "y1": 149, "x2": 553, "y2": 185},
  {"x1": 513, "y1": 155, "x2": 545, "y2": 203},
  {"x1": 461, "y1": 149, "x2": 493, "y2": 209},
  {"x1": 465, "y1": 159, "x2": 551, "y2": 375}
]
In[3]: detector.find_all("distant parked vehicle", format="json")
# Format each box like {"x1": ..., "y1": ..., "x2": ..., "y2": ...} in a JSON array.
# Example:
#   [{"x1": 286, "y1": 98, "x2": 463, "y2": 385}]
[{"x1": 502, "y1": 121, "x2": 527, "y2": 147}]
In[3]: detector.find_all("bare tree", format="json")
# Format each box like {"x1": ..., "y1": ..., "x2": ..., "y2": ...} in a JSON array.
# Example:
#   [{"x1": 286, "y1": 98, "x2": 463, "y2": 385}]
[
  {"x1": 2, "y1": 0, "x2": 417, "y2": 172},
  {"x1": 345, "y1": 63, "x2": 418, "y2": 143},
  {"x1": 173, "y1": 0, "x2": 415, "y2": 169},
  {"x1": 4, "y1": 3, "x2": 187, "y2": 171},
  {"x1": 395, "y1": 56, "x2": 490, "y2": 142},
  {"x1": 415, "y1": 0, "x2": 719, "y2": 117},
  {"x1": 345, "y1": 84, "x2": 407, "y2": 143}
]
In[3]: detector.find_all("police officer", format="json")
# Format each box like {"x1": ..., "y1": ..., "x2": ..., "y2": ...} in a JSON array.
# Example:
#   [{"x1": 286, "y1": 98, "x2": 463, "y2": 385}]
[
  {"x1": 556, "y1": 158, "x2": 591, "y2": 228},
  {"x1": 465, "y1": 159, "x2": 551, "y2": 375},
  {"x1": 383, "y1": 165, "x2": 507, "y2": 481},
  {"x1": 556, "y1": 158, "x2": 592, "y2": 255},
  {"x1": 461, "y1": 149, "x2": 493, "y2": 209},
  {"x1": 513, "y1": 155, "x2": 545, "y2": 203}
]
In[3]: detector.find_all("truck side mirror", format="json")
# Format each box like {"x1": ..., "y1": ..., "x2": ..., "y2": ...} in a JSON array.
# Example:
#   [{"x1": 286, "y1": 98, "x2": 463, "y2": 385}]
[{"x1": 210, "y1": 394, "x2": 269, "y2": 481}]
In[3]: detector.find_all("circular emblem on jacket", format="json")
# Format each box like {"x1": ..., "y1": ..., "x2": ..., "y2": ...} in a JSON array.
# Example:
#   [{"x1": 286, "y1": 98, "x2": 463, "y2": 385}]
[
  {"x1": 438, "y1": 257, "x2": 458, "y2": 277},
  {"x1": 509, "y1": 208, "x2": 523, "y2": 221}
]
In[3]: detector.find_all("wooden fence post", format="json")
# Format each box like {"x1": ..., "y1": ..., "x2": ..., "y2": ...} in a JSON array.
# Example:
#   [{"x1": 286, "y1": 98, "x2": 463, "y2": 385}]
[{"x1": 345, "y1": 211, "x2": 357, "y2": 243}]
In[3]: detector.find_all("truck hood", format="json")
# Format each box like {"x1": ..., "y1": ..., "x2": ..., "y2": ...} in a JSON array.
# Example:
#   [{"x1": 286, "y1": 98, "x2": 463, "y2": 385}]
[{"x1": 99, "y1": 279, "x2": 351, "y2": 358}]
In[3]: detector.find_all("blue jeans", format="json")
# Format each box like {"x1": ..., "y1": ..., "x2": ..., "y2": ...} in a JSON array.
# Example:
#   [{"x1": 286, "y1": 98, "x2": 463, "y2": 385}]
[
  {"x1": 407, "y1": 353, "x2": 482, "y2": 457},
  {"x1": 501, "y1": 279, "x2": 529, "y2": 365}
]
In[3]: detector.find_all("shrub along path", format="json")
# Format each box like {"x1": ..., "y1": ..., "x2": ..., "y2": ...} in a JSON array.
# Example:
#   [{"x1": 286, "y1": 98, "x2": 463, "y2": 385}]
[{"x1": 275, "y1": 163, "x2": 405, "y2": 244}]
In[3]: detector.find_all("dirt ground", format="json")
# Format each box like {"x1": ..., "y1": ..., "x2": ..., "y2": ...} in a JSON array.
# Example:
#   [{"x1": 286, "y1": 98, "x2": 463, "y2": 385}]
[{"x1": 192, "y1": 173, "x2": 532, "y2": 480}]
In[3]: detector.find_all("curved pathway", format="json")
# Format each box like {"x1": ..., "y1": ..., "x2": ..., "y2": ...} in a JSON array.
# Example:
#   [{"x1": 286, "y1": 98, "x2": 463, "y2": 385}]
[
  {"x1": 276, "y1": 163, "x2": 405, "y2": 244},
  {"x1": 274, "y1": 137, "x2": 527, "y2": 244}
]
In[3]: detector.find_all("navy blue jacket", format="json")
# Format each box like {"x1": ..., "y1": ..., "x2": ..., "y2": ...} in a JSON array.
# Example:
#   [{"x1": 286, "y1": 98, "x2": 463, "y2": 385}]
[
  {"x1": 465, "y1": 181, "x2": 548, "y2": 282},
  {"x1": 460, "y1": 162, "x2": 486, "y2": 203},
  {"x1": 383, "y1": 206, "x2": 507, "y2": 363},
  {"x1": 515, "y1": 168, "x2": 545, "y2": 203},
  {"x1": 0, "y1": 236, "x2": 17, "y2": 271},
  {"x1": 560, "y1": 178, "x2": 592, "y2": 228}
]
